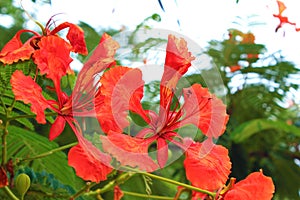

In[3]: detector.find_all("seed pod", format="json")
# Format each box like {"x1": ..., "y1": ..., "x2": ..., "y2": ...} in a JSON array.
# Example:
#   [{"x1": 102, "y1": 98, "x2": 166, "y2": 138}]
[{"x1": 15, "y1": 173, "x2": 30, "y2": 198}]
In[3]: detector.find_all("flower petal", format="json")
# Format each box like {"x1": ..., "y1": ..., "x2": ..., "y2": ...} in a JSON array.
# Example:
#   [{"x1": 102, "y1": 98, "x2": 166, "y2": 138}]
[
  {"x1": 114, "y1": 185, "x2": 124, "y2": 200},
  {"x1": 101, "y1": 133, "x2": 158, "y2": 172},
  {"x1": 68, "y1": 136, "x2": 112, "y2": 182},
  {"x1": 0, "y1": 167, "x2": 8, "y2": 188},
  {"x1": 51, "y1": 22, "x2": 88, "y2": 55},
  {"x1": 49, "y1": 116, "x2": 66, "y2": 141},
  {"x1": 181, "y1": 84, "x2": 229, "y2": 138},
  {"x1": 157, "y1": 137, "x2": 169, "y2": 168},
  {"x1": 33, "y1": 35, "x2": 73, "y2": 83},
  {"x1": 160, "y1": 34, "x2": 195, "y2": 111},
  {"x1": 95, "y1": 66, "x2": 148, "y2": 133},
  {"x1": 224, "y1": 171, "x2": 275, "y2": 200},
  {"x1": 72, "y1": 33, "x2": 119, "y2": 108},
  {"x1": 11, "y1": 70, "x2": 49, "y2": 124},
  {"x1": 0, "y1": 30, "x2": 37, "y2": 64},
  {"x1": 184, "y1": 139, "x2": 231, "y2": 191}
]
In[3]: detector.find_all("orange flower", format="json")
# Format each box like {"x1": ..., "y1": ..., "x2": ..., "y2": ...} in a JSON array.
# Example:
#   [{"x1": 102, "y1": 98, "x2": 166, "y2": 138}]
[
  {"x1": 10, "y1": 33, "x2": 119, "y2": 182},
  {"x1": 183, "y1": 138, "x2": 232, "y2": 192},
  {"x1": 95, "y1": 34, "x2": 229, "y2": 170},
  {"x1": 223, "y1": 171, "x2": 275, "y2": 200},
  {"x1": 273, "y1": 0, "x2": 297, "y2": 32},
  {"x1": 0, "y1": 18, "x2": 87, "y2": 65},
  {"x1": 114, "y1": 185, "x2": 124, "y2": 200}
]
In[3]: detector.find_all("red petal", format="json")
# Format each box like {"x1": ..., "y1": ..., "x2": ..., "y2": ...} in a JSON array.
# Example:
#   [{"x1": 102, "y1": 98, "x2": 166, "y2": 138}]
[
  {"x1": 276, "y1": 0, "x2": 286, "y2": 15},
  {"x1": 0, "y1": 30, "x2": 37, "y2": 64},
  {"x1": 51, "y1": 22, "x2": 88, "y2": 55},
  {"x1": 0, "y1": 167, "x2": 8, "y2": 188},
  {"x1": 181, "y1": 84, "x2": 229, "y2": 138},
  {"x1": 11, "y1": 70, "x2": 49, "y2": 124},
  {"x1": 224, "y1": 171, "x2": 275, "y2": 200},
  {"x1": 160, "y1": 34, "x2": 195, "y2": 110},
  {"x1": 184, "y1": 139, "x2": 231, "y2": 191},
  {"x1": 68, "y1": 136, "x2": 112, "y2": 182},
  {"x1": 96, "y1": 66, "x2": 148, "y2": 133},
  {"x1": 33, "y1": 35, "x2": 73, "y2": 82},
  {"x1": 191, "y1": 190, "x2": 207, "y2": 200},
  {"x1": 101, "y1": 133, "x2": 158, "y2": 172},
  {"x1": 49, "y1": 116, "x2": 66, "y2": 141},
  {"x1": 73, "y1": 33, "x2": 119, "y2": 104},
  {"x1": 157, "y1": 137, "x2": 168, "y2": 168},
  {"x1": 114, "y1": 185, "x2": 124, "y2": 200}
]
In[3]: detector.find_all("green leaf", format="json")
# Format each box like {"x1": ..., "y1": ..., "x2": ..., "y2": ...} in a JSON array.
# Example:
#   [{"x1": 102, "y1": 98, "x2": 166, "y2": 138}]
[
  {"x1": 230, "y1": 119, "x2": 300, "y2": 143},
  {"x1": 1, "y1": 126, "x2": 83, "y2": 190}
]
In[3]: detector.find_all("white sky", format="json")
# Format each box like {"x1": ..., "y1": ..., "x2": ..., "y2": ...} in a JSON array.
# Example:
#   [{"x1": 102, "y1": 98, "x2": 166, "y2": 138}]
[
  {"x1": 11, "y1": 0, "x2": 299, "y2": 104},
  {"x1": 18, "y1": 0, "x2": 300, "y2": 67}
]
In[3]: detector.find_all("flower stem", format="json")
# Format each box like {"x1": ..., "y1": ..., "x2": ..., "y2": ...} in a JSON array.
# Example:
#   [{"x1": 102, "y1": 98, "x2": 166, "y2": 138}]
[
  {"x1": 122, "y1": 191, "x2": 174, "y2": 199},
  {"x1": 121, "y1": 167, "x2": 216, "y2": 198},
  {"x1": 69, "y1": 182, "x2": 97, "y2": 200},
  {"x1": 3, "y1": 186, "x2": 19, "y2": 200},
  {"x1": 141, "y1": 172, "x2": 215, "y2": 197},
  {"x1": 84, "y1": 172, "x2": 135, "y2": 197},
  {"x1": 17, "y1": 142, "x2": 78, "y2": 164},
  {"x1": 1, "y1": 122, "x2": 9, "y2": 166}
]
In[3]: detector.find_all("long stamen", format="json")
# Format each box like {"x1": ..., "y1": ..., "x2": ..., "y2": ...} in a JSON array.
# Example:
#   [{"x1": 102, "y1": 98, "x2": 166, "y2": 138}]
[{"x1": 20, "y1": 0, "x2": 45, "y2": 34}]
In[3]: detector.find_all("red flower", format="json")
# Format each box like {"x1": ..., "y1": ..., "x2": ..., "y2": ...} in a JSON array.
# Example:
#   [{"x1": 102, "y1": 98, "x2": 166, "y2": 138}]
[
  {"x1": 10, "y1": 33, "x2": 118, "y2": 140},
  {"x1": 0, "y1": 18, "x2": 87, "y2": 65},
  {"x1": 273, "y1": 0, "x2": 297, "y2": 32},
  {"x1": 68, "y1": 132, "x2": 112, "y2": 183},
  {"x1": 10, "y1": 33, "x2": 119, "y2": 182},
  {"x1": 223, "y1": 171, "x2": 275, "y2": 200},
  {"x1": 95, "y1": 34, "x2": 228, "y2": 170},
  {"x1": 183, "y1": 138, "x2": 231, "y2": 192},
  {"x1": 100, "y1": 132, "x2": 158, "y2": 172},
  {"x1": 0, "y1": 167, "x2": 8, "y2": 188},
  {"x1": 10, "y1": 70, "x2": 50, "y2": 124},
  {"x1": 114, "y1": 185, "x2": 124, "y2": 200},
  {"x1": 229, "y1": 65, "x2": 241, "y2": 73}
]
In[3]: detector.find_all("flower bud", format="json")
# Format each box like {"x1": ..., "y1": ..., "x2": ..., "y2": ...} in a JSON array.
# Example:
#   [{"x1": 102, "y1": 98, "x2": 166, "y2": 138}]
[{"x1": 15, "y1": 173, "x2": 30, "y2": 198}]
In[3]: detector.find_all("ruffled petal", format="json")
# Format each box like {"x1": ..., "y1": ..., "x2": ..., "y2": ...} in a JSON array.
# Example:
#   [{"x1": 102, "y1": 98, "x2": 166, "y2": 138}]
[
  {"x1": 224, "y1": 171, "x2": 275, "y2": 200},
  {"x1": 95, "y1": 66, "x2": 148, "y2": 133},
  {"x1": 10, "y1": 70, "x2": 49, "y2": 124},
  {"x1": 181, "y1": 84, "x2": 229, "y2": 138},
  {"x1": 160, "y1": 34, "x2": 195, "y2": 111},
  {"x1": 183, "y1": 139, "x2": 231, "y2": 191},
  {"x1": 51, "y1": 22, "x2": 88, "y2": 55},
  {"x1": 33, "y1": 35, "x2": 73, "y2": 82},
  {"x1": 0, "y1": 30, "x2": 37, "y2": 64},
  {"x1": 68, "y1": 136, "x2": 112, "y2": 183},
  {"x1": 101, "y1": 133, "x2": 158, "y2": 172}
]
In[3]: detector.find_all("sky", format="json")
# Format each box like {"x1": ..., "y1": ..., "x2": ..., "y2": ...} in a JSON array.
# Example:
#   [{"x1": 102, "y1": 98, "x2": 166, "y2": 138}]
[
  {"x1": 10, "y1": 0, "x2": 299, "y2": 104},
  {"x1": 18, "y1": 0, "x2": 300, "y2": 67}
]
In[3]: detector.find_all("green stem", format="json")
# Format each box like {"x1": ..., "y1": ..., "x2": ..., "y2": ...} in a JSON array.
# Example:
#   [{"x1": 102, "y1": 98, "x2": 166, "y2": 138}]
[
  {"x1": 1, "y1": 123, "x2": 8, "y2": 165},
  {"x1": 141, "y1": 172, "x2": 215, "y2": 197},
  {"x1": 84, "y1": 172, "x2": 134, "y2": 197},
  {"x1": 122, "y1": 191, "x2": 174, "y2": 199},
  {"x1": 121, "y1": 167, "x2": 215, "y2": 198},
  {"x1": 69, "y1": 182, "x2": 97, "y2": 200},
  {"x1": 17, "y1": 142, "x2": 78, "y2": 164},
  {"x1": 0, "y1": 97, "x2": 7, "y2": 112},
  {"x1": 3, "y1": 186, "x2": 19, "y2": 200}
]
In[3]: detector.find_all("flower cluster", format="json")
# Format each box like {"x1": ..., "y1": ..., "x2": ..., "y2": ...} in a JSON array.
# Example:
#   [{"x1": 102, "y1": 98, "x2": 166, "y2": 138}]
[{"x1": 0, "y1": 19, "x2": 275, "y2": 199}]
